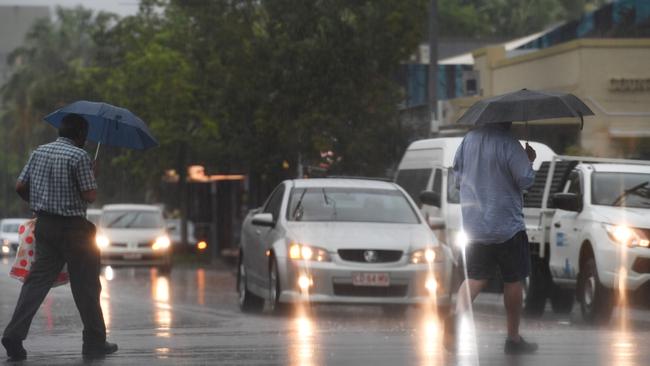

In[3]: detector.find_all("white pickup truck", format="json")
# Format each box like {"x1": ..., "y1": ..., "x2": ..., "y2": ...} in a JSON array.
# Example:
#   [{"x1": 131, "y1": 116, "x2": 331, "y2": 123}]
[{"x1": 523, "y1": 155, "x2": 650, "y2": 323}]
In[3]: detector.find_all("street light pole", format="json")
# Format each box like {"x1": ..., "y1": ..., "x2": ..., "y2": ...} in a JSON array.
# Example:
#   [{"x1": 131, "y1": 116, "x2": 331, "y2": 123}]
[{"x1": 428, "y1": 0, "x2": 439, "y2": 136}]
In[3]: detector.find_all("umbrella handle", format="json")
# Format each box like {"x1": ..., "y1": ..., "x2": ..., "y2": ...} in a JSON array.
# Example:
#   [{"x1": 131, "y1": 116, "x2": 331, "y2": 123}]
[
  {"x1": 94, "y1": 142, "x2": 101, "y2": 161},
  {"x1": 525, "y1": 120, "x2": 529, "y2": 143}
]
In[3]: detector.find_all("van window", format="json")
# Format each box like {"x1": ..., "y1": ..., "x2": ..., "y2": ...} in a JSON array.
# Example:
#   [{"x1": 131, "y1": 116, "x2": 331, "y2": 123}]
[
  {"x1": 447, "y1": 170, "x2": 460, "y2": 204},
  {"x1": 395, "y1": 169, "x2": 432, "y2": 206}
]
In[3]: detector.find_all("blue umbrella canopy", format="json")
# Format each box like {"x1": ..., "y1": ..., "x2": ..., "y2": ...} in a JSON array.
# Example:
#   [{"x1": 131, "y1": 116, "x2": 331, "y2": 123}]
[{"x1": 44, "y1": 101, "x2": 158, "y2": 151}]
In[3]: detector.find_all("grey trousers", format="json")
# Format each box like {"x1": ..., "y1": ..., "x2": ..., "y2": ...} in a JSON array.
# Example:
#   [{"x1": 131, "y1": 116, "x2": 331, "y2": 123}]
[{"x1": 3, "y1": 214, "x2": 106, "y2": 345}]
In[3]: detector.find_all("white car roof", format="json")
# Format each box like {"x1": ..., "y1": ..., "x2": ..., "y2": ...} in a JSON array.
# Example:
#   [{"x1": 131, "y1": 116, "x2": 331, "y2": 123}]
[
  {"x1": 102, "y1": 204, "x2": 161, "y2": 212},
  {"x1": 402, "y1": 137, "x2": 555, "y2": 170},
  {"x1": 291, "y1": 178, "x2": 398, "y2": 190},
  {"x1": 0, "y1": 218, "x2": 29, "y2": 225},
  {"x1": 589, "y1": 163, "x2": 650, "y2": 174}
]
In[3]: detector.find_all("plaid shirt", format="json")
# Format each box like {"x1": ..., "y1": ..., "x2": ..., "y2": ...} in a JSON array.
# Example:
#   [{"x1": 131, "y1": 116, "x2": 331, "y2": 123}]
[{"x1": 18, "y1": 137, "x2": 97, "y2": 217}]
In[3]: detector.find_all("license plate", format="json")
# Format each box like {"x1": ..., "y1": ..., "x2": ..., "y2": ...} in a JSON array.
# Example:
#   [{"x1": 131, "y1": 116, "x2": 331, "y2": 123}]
[
  {"x1": 123, "y1": 253, "x2": 142, "y2": 260},
  {"x1": 352, "y1": 272, "x2": 390, "y2": 287}
]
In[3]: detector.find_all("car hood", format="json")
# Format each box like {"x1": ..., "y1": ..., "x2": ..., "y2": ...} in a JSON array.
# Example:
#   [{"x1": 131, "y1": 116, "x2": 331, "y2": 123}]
[
  {"x1": 1, "y1": 233, "x2": 19, "y2": 243},
  {"x1": 99, "y1": 227, "x2": 166, "y2": 242},
  {"x1": 285, "y1": 222, "x2": 436, "y2": 251},
  {"x1": 592, "y1": 206, "x2": 650, "y2": 229}
]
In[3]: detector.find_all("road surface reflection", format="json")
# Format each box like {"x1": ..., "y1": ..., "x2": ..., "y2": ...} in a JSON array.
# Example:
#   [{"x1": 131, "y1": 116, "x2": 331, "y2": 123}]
[{"x1": 151, "y1": 269, "x2": 172, "y2": 337}]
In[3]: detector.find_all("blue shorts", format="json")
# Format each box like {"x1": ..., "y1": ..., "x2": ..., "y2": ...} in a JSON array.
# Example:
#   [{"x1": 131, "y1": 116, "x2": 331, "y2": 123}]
[{"x1": 465, "y1": 231, "x2": 530, "y2": 283}]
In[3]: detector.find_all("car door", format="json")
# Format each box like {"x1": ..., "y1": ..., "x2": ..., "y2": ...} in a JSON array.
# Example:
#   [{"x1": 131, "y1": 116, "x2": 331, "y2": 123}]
[
  {"x1": 550, "y1": 171, "x2": 582, "y2": 281},
  {"x1": 248, "y1": 184, "x2": 286, "y2": 287}
]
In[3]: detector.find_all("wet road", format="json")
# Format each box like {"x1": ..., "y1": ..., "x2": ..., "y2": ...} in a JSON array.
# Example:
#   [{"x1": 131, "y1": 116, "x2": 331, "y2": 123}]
[{"x1": 0, "y1": 258, "x2": 649, "y2": 366}]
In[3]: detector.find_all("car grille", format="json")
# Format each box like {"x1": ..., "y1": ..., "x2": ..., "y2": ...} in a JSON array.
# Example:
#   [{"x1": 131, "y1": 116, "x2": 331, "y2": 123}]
[
  {"x1": 138, "y1": 242, "x2": 153, "y2": 248},
  {"x1": 110, "y1": 243, "x2": 127, "y2": 248},
  {"x1": 338, "y1": 249, "x2": 403, "y2": 263},
  {"x1": 332, "y1": 284, "x2": 408, "y2": 297}
]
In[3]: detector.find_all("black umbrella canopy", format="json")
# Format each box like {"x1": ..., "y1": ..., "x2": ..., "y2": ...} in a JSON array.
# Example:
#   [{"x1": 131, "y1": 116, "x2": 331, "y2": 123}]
[{"x1": 457, "y1": 89, "x2": 595, "y2": 126}]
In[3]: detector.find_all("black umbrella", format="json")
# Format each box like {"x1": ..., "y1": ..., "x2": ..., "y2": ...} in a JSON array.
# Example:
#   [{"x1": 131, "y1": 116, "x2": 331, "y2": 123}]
[{"x1": 457, "y1": 88, "x2": 594, "y2": 129}]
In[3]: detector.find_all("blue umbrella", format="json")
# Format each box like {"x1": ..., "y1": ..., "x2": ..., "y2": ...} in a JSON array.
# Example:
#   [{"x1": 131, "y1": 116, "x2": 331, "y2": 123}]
[{"x1": 44, "y1": 100, "x2": 158, "y2": 159}]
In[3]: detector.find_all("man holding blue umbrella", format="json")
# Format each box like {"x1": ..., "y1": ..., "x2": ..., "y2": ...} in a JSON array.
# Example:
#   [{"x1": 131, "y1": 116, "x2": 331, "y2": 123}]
[{"x1": 2, "y1": 114, "x2": 117, "y2": 361}]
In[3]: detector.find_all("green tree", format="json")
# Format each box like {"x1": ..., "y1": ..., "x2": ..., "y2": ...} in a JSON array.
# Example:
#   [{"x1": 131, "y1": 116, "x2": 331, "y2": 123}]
[{"x1": 0, "y1": 7, "x2": 117, "y2": 216}]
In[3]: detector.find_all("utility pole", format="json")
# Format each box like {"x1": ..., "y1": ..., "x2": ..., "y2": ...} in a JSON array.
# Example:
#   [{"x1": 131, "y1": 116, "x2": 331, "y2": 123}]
[{"x1": 428, "y1": 0, "x2": 439, "y2": 137}]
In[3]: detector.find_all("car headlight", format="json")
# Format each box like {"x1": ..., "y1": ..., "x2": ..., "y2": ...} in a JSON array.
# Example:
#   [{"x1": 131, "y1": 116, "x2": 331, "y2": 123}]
[
  {"x1": 152, "y1": 235, "x2": 171, "y2": 251},
  {"x1": 410, "y1": 247, "x2": 444, "y2": 264},
  {"x1": 288, "y1": 243, "x2": 331, "y2": 262},
  {"x1": 2, "y1": 239, "x2": 9, "y2": 246},
  {"x1": 96, "y1": 235, "x2": 110, "y2": 249},
  {"x1": 455, "y1": 230, "x2": 469, "y2": 250},
  {"x1": 604, "y1": 224, "x2": 649, "y2": 248}
]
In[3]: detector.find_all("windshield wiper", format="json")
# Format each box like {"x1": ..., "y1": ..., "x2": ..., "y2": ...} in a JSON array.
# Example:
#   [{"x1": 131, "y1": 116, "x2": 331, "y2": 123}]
[
  {"x1": 322, "y1": 188, "x2": 337, "y2": 219},
  {"x1": 292, "y1": 188, "x2": 308, "y2": 220},
  {"x1": 106, "y1": 213, "x2": 129, "y2": 228},
  {"x1": 611, "y1": 181, "x2": 649, "y2": 206}
]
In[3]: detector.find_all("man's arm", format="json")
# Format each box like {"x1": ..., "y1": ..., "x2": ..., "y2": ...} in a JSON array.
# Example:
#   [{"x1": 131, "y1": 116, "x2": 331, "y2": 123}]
[
  {"x1": 508, "y1": 140, "x2": 536, "y2": 191},
  {"x1": 81, "y1": 189, "x2": 97, "y2": 203},
  {"x1": 75, "y1": 154, "x2": 98, "y2": 203},
  {"x1": 15, "y1": 181, "x2": 29, "y2": 202}
]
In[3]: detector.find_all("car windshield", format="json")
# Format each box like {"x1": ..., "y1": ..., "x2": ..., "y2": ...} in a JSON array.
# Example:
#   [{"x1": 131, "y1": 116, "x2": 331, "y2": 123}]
[
  {"x1": 287, "y1": 187, "x2": 419, "y2": 224},
  {"x1": 1, "y1": 224, "x2": 21, "y2": 233},
  {"x1": 592, "y1": 172, "x2": 650, "y2": 208},
  {"x1": 101, "y1": 211, "x2": 164, "y2": 229}
]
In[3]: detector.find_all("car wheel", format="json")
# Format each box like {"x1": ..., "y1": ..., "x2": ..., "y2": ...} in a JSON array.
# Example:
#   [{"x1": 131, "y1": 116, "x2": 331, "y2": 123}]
[
  {"x1": 382, "y1": 304, "x2": 408, "y2": 317},
  {"x1": 238, "y1": 256, "x2": 264, "y2": 313},
  {"x1": 268, "y1": 258, "x2": 291, "y2": 315},
  {"x1": 550, "y1": 286, "x2": 574, "y2": 314},
  {"x1": 578, "y1": 257, "x2": 614, "y2": 324},
  {"x1": 523, "y1": 256, "x2": 550, "y2": 317}
]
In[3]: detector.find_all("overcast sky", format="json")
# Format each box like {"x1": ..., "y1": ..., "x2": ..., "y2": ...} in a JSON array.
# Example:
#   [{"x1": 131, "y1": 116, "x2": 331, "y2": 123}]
[{"x1": 0, "y1": 0, "x2": 139, "y2": 17}]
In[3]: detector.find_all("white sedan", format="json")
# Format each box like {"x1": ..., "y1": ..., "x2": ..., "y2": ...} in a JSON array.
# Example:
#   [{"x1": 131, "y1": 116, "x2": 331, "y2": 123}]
[
  {"x1": 95, "y1": 204, "x2": 172, "y2": 272},
  {"x1": 237, "y1": 178, "x2": 453, "y2": 315}
]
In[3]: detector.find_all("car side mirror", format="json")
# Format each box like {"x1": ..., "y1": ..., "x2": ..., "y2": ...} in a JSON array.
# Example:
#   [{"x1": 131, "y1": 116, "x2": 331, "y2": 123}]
[
  {"x1": 553, "y1": 193, "x2": 581, "y2": 212},
  {"x1": 252, "y1": 213, "x2": 275, "y2": 227},
  {"x1": 427, "y1": 216, "x2": 446, "y2": 230},
  {"x1": 420, "y1": 191, "x2": 441, "y2": 207}
]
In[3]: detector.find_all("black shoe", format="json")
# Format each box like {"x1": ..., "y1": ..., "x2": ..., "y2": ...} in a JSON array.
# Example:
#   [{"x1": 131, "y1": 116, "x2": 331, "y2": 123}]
[
  {"x1": 442, "y1": 314, "x2": 457, "y2": 353},
  {"x1": 504, "y1": 336, "x2": 538, "y2": 355},
  {"x1": 2, "y1": 337, "x2": 27, "y2": 362},
  {"x1": 82, "y1": 341, "x2": 118, "y2": 358}
]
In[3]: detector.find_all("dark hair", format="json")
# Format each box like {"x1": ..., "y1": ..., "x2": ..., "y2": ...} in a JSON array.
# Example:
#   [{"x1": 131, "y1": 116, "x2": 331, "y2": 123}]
[{"x1": 59, "y1": 113, "x2": 89, "y2": 140}]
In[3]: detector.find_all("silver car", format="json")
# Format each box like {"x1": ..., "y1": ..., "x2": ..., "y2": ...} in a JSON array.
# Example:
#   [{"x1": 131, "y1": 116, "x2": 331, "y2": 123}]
[
  {"x1": 237, "y1": 178, "x2": 453, "y2": 315},
  {"x1": 96, "y1": 204, "x2": 172, "y2": 272}
]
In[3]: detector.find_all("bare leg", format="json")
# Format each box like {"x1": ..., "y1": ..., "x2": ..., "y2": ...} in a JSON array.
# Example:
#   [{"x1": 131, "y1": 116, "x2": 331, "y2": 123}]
[
  {"x1": 455, "y1": 278, "x2": 488, "y2": 315},
  {"x1": 503, "y1": 281, "x2": 523, "y2": 340}
]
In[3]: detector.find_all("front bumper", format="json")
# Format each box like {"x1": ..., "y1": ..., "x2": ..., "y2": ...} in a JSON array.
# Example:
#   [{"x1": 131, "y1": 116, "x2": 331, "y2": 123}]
[
  {"x1": 277, "y1": 256, "x2": 452, "y2": 305},
  {"x1": 100, "y1": 250, "x2": 171, "y2": 266},
  {"x1": 598, "y1": 240, "x2": 650, "y2": 292}
]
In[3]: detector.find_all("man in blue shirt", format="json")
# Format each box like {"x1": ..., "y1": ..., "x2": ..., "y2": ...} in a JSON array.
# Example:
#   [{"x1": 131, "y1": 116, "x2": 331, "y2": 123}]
[
  {"x1": 2, "y1": 114, "x2": 117, "y2": 361},
  {"x1": 445, "y1": 122, "x2": 538, "y2": 355}
]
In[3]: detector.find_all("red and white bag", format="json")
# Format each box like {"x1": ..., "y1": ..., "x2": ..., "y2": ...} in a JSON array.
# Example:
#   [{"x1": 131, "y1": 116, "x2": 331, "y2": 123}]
[{"x1": 9, "y1": 219, "x2": 69, "y2": 287}]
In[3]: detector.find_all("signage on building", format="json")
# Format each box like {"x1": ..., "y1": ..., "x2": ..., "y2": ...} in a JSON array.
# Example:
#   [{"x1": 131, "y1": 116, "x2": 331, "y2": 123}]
[{"x1": 609, "y1": 78, "x2": 650, "y2": 92}]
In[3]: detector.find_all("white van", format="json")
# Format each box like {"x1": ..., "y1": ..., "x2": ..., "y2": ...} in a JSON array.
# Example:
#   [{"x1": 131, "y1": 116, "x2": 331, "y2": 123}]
[{"x1": 395, "y1": 137, "x2": 555, "y2": 256}]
